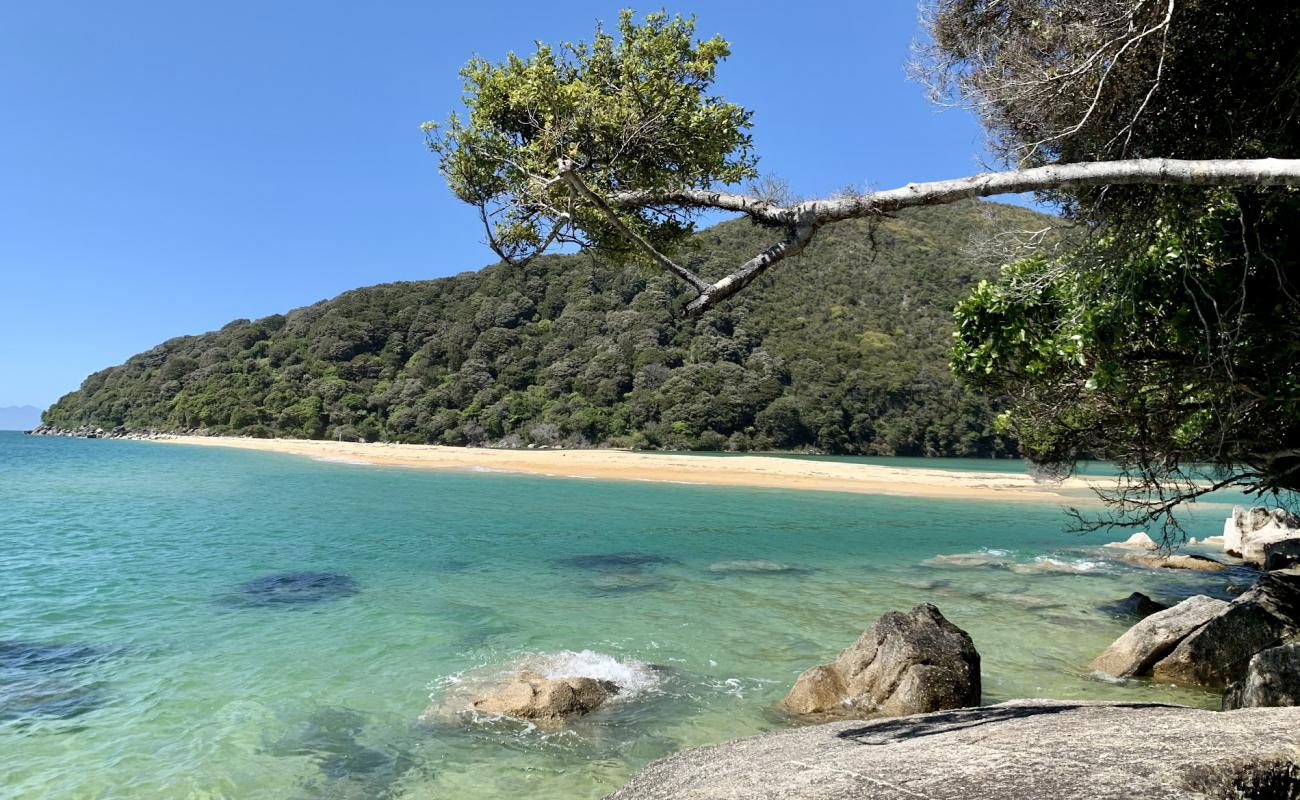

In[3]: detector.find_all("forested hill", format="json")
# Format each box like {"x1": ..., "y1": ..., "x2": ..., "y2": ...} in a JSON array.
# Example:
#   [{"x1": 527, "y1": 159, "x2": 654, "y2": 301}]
[{"x1": 44, "y1": 201, "x2": 1056, "y2": 455}]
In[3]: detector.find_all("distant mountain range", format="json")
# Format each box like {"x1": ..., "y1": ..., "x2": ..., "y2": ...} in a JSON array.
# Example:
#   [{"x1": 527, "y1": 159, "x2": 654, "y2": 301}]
[
  {"x1": 0, "y1": 405, "x2": 41, "y2": 431},
  {"x1": 42, "y1": 201, "x2": 1061, "y2": 455}
]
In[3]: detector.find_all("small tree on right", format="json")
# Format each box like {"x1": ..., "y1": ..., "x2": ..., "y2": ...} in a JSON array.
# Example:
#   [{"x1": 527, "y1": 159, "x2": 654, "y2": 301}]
[{"x1": 933, "y1": 0, "x2": 1300, "y2": 537}]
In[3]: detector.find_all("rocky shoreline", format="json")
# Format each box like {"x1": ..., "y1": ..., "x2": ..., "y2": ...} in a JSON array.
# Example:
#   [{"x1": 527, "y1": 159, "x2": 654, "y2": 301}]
[{"x1": 27, "y1": 423, "x2": 182, "y2": 440}]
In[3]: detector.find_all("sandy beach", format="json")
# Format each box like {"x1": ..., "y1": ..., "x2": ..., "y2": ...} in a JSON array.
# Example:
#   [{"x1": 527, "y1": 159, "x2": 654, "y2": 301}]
[{"x1": 155, "y1": 435, "x2": 1097, "y2": 501}]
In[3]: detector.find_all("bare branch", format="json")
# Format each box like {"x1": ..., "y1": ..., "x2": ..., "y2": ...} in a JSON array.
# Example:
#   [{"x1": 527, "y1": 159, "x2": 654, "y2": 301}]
[
  {"x1": 683, "y1": 214, "x2": 819, "y2": 315},
  {"x1": 559, "y1": 162, "x2": 711, "y2": 293}
]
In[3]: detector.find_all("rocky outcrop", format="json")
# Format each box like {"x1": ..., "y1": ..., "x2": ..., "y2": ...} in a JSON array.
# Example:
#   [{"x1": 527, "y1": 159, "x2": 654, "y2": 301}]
[
  {"x1": 464, "y1": 671, "x2": 618, "y2": 721},
  {"x1": 26, "y1": 423, "x2": 172, "y2": 440},
  {"x1": 1151, "y1": 569, "x2": 1300, "y2": 688},
  {"x1": 1224, "y1": 506, "x2": 1300, "y2": 566},
  {"x1": 1223, "y1": 642, "x2": 1300, "y2": 709},
  {"x1": 1103, "y1": 531, "x2": 1158, "y2": 550},
  {"x1": 780, "y1": 604, "x2": 980, "y2": 718},
  {"x1": 1090, "y1": 595, "x2": 1228, "y2": 678},
  {"x1": 606, "y1": 701, "x2": 1300, "y2": 800}
]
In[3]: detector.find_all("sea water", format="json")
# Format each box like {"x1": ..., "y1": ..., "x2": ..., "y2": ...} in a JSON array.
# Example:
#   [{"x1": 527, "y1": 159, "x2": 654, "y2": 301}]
[{"x1": 0, "y1": 432, "x2": 1246, "y2": 799}]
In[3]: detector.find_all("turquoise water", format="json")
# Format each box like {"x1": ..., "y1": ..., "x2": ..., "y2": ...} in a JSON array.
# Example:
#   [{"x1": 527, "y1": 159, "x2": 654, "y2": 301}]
[{"x1": 0, "y1": 432, "x2": 1249, "y2": 799}]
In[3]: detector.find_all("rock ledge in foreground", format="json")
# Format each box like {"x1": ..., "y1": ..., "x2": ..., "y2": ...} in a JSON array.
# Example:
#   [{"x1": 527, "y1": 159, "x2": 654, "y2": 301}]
[{"x1": 606, "y1": 700, "x2": 1300, "y2": 800}]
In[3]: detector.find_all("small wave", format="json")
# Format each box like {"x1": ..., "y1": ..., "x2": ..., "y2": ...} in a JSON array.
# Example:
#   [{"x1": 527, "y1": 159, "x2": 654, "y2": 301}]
[
  {"x1": 311, "y1": 456, "x2": 373, "y2": 466},
  {"x1": 1025, "y1": 556, "x2": 1107, "y2": 574},
  {"x1": 527, "y1": 650, "x2": 663, "y2": 700},
  {"x1": 432, "y1": 650, "x2": 664, "y2": 716},
  {"x1": 927, "y1": 551, "x2": 1106, "y2": 575}
]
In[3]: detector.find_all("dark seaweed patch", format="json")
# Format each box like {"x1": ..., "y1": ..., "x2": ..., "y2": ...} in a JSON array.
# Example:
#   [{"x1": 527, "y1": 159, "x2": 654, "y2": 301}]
[{"x1": 231, "y1": 571, "x2": 360, "y2": 608}]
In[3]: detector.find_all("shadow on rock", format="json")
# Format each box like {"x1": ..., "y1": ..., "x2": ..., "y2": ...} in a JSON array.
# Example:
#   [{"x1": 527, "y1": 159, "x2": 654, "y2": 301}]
[{"x1": 835, "y1": 701, "x2": 1175, "y2": 745}]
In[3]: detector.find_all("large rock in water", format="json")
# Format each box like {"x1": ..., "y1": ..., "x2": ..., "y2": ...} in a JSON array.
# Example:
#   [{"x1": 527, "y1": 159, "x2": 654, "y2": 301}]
[
  {"x1": 781, "y1": 604, "x2": 980, "y2": 718},
  {"x1": 1224, "y1": 506, "x2": 1300, "y2": 565},
  {"x1": 1089, "y1": 595, "x2": 1228, "y2": 678},
  {"x1": 467, "y1": 671, "x2": 618, "y2": 721},
  {"x1": 1152, "y1": 569, "x2": 1300, "y2": 688},
  {"x1": 1223, "y1": 642, "x2": 1300, "y2": 709},
  {"x1": 605, "y1": 701, "x2": 1300, "y2": 800}
]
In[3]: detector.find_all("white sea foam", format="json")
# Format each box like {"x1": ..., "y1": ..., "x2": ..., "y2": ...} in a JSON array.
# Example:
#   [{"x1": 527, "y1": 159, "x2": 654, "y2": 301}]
[
  {"x1": 434, "y1": 650, "x2": 664, "y2": 712},
  {"x1": 528, "y1": 650, "x2": 663, "y2": 701}
]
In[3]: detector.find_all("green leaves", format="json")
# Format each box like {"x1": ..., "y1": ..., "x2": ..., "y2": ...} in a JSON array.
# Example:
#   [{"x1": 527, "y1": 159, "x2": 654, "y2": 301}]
[{"x1": 426, "y1": 11, "x2": 757, "y2": 265}]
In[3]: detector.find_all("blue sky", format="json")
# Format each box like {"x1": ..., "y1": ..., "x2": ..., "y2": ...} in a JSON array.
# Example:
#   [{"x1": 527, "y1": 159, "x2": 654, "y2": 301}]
[{"x1": 1, "y1": 1, "x2": 997, "y2": 409}]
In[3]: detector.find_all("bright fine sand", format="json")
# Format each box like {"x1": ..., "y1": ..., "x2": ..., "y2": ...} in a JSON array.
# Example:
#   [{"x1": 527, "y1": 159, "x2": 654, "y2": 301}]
[{"x1": 157, "y1": 435, "x2": 1094, "y2": 501}]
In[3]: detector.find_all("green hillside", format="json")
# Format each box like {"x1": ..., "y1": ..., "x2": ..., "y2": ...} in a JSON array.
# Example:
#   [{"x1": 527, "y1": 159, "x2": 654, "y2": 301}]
[{"x1": 44, "y1": 201, "x2": 1057, "y2": 455}]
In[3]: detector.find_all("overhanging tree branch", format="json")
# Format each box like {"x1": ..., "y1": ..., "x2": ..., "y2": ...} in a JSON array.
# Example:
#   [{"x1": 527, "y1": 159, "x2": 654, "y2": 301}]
[{"x1": 606, "y1": 158, "x2": 1300, "y2": 315}]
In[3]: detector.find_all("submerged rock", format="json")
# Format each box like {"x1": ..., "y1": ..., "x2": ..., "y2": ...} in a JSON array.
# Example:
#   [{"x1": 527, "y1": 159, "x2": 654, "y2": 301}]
[
  {"x1": 1117, "y1": 553, "x2": 1228, "y2": 571},
  {"x1": 924, "y1": 552, "x2": 1010, "y2": 569},
  {"x1": 1223, "y1": 642, "x2": 1300, "y2": 709},
  {"x1": 466, "y1": 671, "x2": 619, "y2": 721},
  {"x1": 1090, "y1": 595, "x2": 1228, "y2": 678},
  {"x1": 605, "y1": 701, "x2": 1300, "y2": 800},
  {"x1": 1098, "y1": 592, "x2": 1170, "y2": 620},
  {"x1": 233, "y1": 571, "x2": 359, "y2": 607},
  {"x1": 585, "y1": 573, "x2": 673, "y2": 594},
  {"x1": 707, "y1": 560, "x2": 809, "y2": 575},
  {"x1": 780, "y1": 604, "x2": 980, "y2": 719},
  {"x1": 555, "y1": 552, "x2": 679, "y2": 572}
]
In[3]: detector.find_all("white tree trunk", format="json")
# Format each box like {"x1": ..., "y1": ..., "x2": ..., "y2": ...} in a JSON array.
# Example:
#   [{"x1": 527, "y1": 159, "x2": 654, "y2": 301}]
[{"x1": 604, "y1": 158, "x2": 1300, "y2": 313}]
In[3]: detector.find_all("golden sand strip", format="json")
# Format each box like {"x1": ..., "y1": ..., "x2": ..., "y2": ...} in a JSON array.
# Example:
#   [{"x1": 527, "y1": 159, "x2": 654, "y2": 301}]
[{"x1": 154, "y1": 435, "x2": 1097, "y2": 502}]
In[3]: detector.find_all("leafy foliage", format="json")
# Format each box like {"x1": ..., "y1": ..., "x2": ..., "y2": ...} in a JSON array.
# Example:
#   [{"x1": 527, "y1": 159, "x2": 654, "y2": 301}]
[
  {"x1": 955, "y1": 192, "x2": 1300, "y2": 484},
  {"x1": 44, "y1": 202, "x2": 1049, "y2": 455},
  {"x1": 926, "y1": 0, "x2": 1300, "y2": 531},
  {"x1": 425, "y1": 10, "x2": 756, "y2": 265}
]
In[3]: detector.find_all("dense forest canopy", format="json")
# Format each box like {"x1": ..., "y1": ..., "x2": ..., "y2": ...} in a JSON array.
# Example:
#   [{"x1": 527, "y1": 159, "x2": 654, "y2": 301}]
[{"x1": 43, "y1": 202, "x2": 1052, "y2": 455}]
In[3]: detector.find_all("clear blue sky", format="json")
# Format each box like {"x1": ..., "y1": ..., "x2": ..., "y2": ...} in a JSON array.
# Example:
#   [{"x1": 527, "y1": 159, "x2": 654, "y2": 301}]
[{"x1": 1, "y1": 1, "x2": 996, "y2": 409}]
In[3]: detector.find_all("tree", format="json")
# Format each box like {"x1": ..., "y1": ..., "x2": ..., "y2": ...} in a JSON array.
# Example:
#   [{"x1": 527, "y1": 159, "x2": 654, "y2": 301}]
[
  {"x1": 932, "y1": 0, "x2": 1300, "y2": 537},
  {"x1": 427, "y1": 9, "x2": 1300, "y2": 316},
  {"x1": 427, "y1": 5, "x2": 1300, "y2": 535}
]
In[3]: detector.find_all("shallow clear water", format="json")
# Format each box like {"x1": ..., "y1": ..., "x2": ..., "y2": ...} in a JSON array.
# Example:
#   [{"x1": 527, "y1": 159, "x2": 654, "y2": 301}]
[{"x1": 0, "y1": 432, "x2": 1249, "y2": 799}]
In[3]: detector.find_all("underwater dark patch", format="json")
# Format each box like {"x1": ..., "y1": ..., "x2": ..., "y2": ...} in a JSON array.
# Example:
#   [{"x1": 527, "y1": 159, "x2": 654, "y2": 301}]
[
  {"x1": 266, "y1": 707, "x2": 420, "y2": 797},
  {"x1": 0, "y1": 641, "x2": 113, "y2": 725},
  {"x1": 0, "y1": 679, "x2": 104, "y2": 723},
  {"x1": 230, "y1": 571, "x2": 360, "y2": 607},
  {"x1": 555, "y1": 552, "x2": 679, "y2": 572},
  {"x1": 0, "y1": 640, "x2": 107, "y2": 673}
]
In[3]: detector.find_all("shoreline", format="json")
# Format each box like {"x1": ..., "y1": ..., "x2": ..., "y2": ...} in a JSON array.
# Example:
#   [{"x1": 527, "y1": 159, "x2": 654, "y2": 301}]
[{"x1": 150, "y1": 435, "x2": 1099, "y2": 502}]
